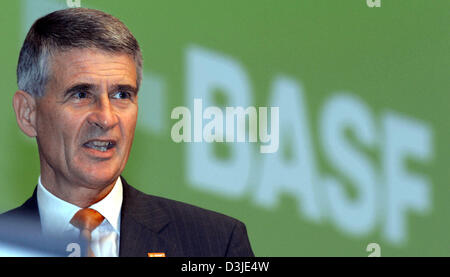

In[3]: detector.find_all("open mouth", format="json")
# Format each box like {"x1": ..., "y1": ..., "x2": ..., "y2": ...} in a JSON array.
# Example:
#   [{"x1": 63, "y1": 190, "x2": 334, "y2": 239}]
[{"x1": 83, "y1": 140, "x2": 116, "y2": 152}]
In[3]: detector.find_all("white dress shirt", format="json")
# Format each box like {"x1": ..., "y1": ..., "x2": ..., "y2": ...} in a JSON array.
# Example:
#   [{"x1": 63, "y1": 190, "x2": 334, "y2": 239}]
[{"x1": 37, "y1": 176, "x2": 123, "y2": 257}]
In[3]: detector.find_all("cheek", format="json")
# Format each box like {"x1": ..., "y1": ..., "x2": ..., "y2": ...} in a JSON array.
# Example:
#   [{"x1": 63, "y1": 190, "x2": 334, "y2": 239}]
[
  {"x1": 122, "y1": 108, "x2": 138, "y2": 133},
  {"x1": 128, "y1": 114, "x2": 138, "y2": 133},
  {"x1": 37, "y1": 110, "x2": 59, "y2": 144},
  {"x1": 37, "y1": 108, "x2": 84, "y2": 152},
  {"x1": 120, "y1": 112, "x2": 138, "y2": 148},
  {"x1": 35, "y1": 110, "x2": 67, "y2": 167}
]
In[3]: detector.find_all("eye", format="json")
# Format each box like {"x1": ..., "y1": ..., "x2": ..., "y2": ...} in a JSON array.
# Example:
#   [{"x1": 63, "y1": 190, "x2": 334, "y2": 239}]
[
  {"x1": 72, "y1": 91, "x2": 89, "y2": 99},
  {"x1": 112, "y1": 91, "x2": 131, "y2": 100}
]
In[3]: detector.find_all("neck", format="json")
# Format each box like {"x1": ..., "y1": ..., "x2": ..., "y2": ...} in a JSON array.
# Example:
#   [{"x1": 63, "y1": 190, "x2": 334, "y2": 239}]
[{"x1": 40, "y1": 173, "x2": 117, "y2": 208}]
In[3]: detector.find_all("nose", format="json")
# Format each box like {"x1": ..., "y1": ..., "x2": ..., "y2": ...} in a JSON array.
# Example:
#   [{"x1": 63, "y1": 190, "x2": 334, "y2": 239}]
[{"x1": 87, "y1": 95, "x2": 119, "y2": 130}]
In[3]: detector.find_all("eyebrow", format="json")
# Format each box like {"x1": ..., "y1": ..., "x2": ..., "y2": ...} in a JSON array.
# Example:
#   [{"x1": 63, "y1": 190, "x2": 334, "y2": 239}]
[
  {"x1": 63, "y1": 83, "x2": 97, "y2": 97},
  {"x1": 112, "y1": 84, "x2": 138, "y2": 95}
]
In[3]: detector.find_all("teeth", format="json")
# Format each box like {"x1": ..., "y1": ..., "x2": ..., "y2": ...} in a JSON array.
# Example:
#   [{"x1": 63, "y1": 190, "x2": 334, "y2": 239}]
[
  {"x1": 85, "y1": 141, "x2": 114, "y2": 152},
  {"x1": 92, "y1": 145, "x2": 108, "y2": 152},
  {"x1": 92, "y1": 141, "x2": 109, "y2": 147}
]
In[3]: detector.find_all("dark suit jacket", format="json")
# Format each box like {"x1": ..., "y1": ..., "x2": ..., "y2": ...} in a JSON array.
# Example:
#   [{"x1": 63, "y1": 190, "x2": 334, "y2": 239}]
[{"x1": 0, "y1": 177, "x2": 254, "y2": 257}]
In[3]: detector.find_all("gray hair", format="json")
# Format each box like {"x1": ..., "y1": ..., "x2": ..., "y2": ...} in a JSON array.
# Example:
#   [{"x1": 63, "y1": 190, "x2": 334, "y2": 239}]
[{"x1": 17, "y1": 8, "x2": 143, "y2": 97}]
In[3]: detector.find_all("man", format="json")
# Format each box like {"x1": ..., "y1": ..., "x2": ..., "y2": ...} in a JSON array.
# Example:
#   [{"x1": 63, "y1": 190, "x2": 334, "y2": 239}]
[{"x1": 0, "y1": 8, "x2": 254, "y2": 257}]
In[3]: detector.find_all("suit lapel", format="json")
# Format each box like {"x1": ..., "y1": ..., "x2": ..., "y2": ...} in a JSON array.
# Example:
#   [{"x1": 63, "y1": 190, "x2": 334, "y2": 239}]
[
  {"x1": 21, "y1": 187, "x2": 40, "y2": 216},
  {"x1": 119, "y1": 177, "x2": 179, "y2": 257}
]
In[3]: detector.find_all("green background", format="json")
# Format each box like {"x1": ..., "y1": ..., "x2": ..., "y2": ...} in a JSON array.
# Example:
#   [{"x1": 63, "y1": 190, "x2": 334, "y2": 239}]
[{"x1": 0, "y1": 0, "x2": 448, "y2": 256}]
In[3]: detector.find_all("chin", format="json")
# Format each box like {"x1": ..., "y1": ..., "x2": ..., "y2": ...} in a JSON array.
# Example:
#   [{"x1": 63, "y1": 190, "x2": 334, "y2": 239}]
[{"x1": 78, "y1": 168, "x2": 121, "y2": 188}]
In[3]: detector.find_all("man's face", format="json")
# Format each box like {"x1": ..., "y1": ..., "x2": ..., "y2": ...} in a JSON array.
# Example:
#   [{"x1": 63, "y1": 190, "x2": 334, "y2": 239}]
[{"x1": 35, "y1": 48, "x2": 138, "y2": 189}]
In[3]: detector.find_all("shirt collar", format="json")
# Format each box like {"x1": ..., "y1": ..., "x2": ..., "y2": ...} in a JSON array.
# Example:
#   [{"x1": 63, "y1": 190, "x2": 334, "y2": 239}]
[
  {"x1": 90, "y1": 177, "x2": 122, "y2": 233},
  {"x1": 37, "y1": 176, "x2": 123, "y2": 237}
]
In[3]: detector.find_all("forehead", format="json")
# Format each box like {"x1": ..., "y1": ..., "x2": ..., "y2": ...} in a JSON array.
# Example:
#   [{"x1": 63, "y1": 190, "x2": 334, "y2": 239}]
[{"x1": 48, "y1": 48, "x2": 137, "y2": 88}]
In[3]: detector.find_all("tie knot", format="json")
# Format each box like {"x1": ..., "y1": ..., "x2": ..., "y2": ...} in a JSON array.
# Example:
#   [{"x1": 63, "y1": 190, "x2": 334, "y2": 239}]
[{"x1": 70, "y1": 208, "x2": 105, "y2": 233}]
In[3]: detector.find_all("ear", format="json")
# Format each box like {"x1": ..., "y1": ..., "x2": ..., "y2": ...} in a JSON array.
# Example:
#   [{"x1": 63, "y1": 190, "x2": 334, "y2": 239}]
[{"x1": 12, "y1": 90, "x2": 37, "y2": 137}]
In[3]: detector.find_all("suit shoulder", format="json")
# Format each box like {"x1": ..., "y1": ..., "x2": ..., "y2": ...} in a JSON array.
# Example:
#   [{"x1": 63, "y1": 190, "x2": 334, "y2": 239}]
[
  {"x1": 140, "y1": 193, "x2": 253, "y2": 256},
  {"x1": 0, "y1": 197, "x2": 41, "y2": 238},
  {"x1": 144, "y1": 193, "x2": 242, "y2": 228},
  {"x1": 121, "y1": 181, "x2": 254, "y2": 256},
  {"x1": 123, "y1": 181, "x2": 241, "y2": 227},
  {"x1": 0, "y1": 199, "x2": 37, "y2": 223},
  {"x1": 0, "y1": 206, "x2": 21, "y2": 222}
]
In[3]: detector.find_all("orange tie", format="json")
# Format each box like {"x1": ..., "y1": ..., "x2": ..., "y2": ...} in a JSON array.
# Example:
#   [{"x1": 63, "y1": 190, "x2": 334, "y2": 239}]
[{"x1": 70, "y1": 208, "x2": 105, "y2": 257}]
